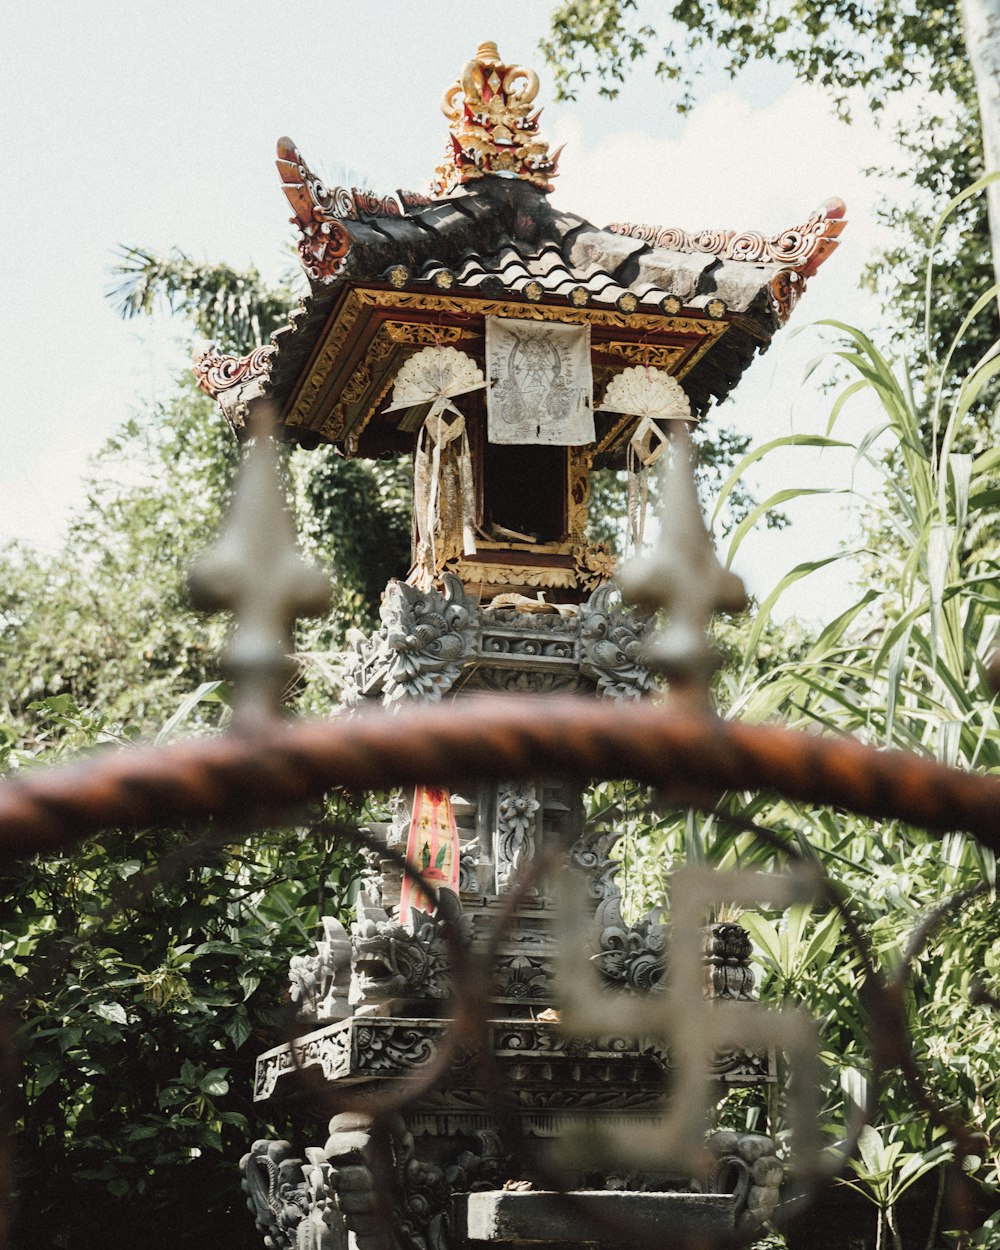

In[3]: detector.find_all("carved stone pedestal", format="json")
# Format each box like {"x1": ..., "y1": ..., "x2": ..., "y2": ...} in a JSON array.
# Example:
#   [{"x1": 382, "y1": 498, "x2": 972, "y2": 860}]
[{"x1": 240, "y1": 585, "x2": 782, "y2": 1250}]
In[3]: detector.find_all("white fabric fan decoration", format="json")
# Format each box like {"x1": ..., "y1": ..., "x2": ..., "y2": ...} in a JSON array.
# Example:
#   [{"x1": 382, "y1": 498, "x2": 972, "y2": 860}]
[
  {"x1": 598, "y1": 366, "x2": 695, "y2": 551},
  {"x1": 386, "y1": 347, "x2": 486, "y2": 565}
]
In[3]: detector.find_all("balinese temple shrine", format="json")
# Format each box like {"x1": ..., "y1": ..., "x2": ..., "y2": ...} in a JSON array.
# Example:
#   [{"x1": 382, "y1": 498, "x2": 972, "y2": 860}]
[{"x1": 195, "y1": 42, "x2": 842, "y2": 1250}]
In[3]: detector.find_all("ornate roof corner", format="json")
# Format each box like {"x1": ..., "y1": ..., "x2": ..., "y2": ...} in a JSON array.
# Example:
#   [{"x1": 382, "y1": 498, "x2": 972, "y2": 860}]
[
  {"x1": 276, "y1": 137, "x2": 355, "y2": 283},
  {"x1": 433, "y1": 41, "x2": 560, "y2": 197},
  {"x1": 192, "y1": 342, "x2": 275, "y2": 433},
  {"x1": 607, "y1": 197, "x2": 847, "y2": 324},
  {"x1": 275, "y1": 138, "x2": 436, "y2": 284}
]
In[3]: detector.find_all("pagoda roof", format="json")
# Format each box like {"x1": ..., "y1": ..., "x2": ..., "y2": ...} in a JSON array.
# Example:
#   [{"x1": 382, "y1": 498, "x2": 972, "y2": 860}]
[{"x1": 194, "y1": 43, "x2": 844, "y2": 449}]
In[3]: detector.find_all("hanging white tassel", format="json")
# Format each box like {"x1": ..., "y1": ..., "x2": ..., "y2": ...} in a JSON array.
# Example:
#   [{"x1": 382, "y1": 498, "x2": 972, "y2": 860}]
[
  {"x1": 626, "y1": 415, "x2": 669, "y2": 553},
  {"x1": 414, "y1": 398, "x2": 477, "y2": 568},
  {"x1": 385, "y1": 346, "x2": 486, "y2": 573},
  {"x1": 596, "y1": 367, "x2": 696, "y2": 554}
]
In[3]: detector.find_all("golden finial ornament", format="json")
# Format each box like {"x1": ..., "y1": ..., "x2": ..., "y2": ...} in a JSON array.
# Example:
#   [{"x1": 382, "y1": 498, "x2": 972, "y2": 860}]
[{"x1": 433, "y1": 43, "x2": 561, "y2": 196}]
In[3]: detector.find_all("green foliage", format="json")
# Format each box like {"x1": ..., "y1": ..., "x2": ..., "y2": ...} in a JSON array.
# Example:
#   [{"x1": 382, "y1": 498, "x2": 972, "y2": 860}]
[
  {"x1": 0, "y1": 383, "x2": 237, "y2": 743},
  {"x1": 293, "y1": 449, "x2": 413, "y2": 643},
  {"x1": 0, "y1": 382, "x2": 373, "y2": 1245},
  {"x1": 598, "y1": 190, "x2": 1000, "y2": 1243},
  {"x1": 109, "y1": 247, "x2": 302, "y2": 353},
  {"x1": 541, "y1": 1, "x2": 965, "y2": 114},
  {"x1": 1, "y1": 747, "x2": 365, "y2": 1247}
]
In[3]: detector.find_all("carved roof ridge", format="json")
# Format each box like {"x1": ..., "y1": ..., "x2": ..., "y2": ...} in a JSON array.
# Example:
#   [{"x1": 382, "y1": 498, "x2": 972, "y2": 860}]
[{"x1": 606, "y1": 198, "x2": 846, "y2": 277}]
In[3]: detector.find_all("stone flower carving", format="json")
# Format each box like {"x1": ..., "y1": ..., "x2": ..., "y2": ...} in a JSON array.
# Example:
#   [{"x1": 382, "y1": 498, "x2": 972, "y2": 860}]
[{"x1": 495, "y1": 782, "x2": 540, "y2": 893}]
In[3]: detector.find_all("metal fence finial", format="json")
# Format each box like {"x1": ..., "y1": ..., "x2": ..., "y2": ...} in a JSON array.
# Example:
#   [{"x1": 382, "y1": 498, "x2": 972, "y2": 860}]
[
  {"x1": 617, "y1": 422, "x2": 747, "y2": 698},
  {"x1": 188, "y1": 406, "x2": 331, "y2": 729}
]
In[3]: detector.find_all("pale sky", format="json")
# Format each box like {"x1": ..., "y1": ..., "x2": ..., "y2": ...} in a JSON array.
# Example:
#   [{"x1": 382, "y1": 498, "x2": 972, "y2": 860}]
[{"x1": 0, "y1": 2, "x2": 913, "y2": 620}]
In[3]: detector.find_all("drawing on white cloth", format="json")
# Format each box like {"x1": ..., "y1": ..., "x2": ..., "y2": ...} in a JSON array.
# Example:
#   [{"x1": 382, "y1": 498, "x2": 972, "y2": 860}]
[{"x1": 486, "y1": 317, "x2": 594, "y2": 445}]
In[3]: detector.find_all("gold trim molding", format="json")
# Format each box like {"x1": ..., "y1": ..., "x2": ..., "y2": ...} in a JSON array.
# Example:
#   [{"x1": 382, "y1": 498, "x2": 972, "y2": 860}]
[{"x1": 282, "y1": 287, "x2": 729, "y2": 436}]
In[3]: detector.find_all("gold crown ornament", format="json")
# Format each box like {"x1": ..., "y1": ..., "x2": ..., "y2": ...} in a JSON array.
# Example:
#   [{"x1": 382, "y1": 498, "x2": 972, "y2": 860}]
[{"x1": 433, "y1": 42, "x2": 561, "y2": 196}]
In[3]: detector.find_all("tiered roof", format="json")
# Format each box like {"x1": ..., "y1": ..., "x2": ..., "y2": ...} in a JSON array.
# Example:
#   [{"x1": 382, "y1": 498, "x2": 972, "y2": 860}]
[{"x1": 195, "y1": 42, "x2": 844, "y2": 454}]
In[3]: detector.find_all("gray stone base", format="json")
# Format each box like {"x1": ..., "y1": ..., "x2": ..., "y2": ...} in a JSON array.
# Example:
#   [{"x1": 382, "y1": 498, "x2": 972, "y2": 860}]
[{"x1": 454, "y1": 1189, "x2": 736, "y2": 1246}]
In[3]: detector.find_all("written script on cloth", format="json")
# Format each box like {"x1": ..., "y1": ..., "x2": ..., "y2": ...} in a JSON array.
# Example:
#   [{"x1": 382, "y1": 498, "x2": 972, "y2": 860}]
[{"x1": 486, "y1": 317, "x2": 594, "y2": 445}]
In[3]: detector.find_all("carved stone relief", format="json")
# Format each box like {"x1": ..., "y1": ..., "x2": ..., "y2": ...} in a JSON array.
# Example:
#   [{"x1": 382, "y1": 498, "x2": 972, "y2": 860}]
[
  {"x1": 350, "y1": 889, "x2": 470, "y2": 1011},
  {"x1": 579, "y1": 584, "x2": 654, "y2": 700},
  {"x1": 289, "y1": 917, "x2": 352, "y2": 1024},
  {"x1": 494, "y1": 781, "x2": 540, "y2": 894},
  {"x1": 345, "y1": 574, "x2": 476, "y2": 706}
]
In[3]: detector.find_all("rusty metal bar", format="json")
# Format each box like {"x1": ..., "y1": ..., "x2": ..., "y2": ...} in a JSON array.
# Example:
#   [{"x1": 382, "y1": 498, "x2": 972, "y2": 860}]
[{"x1": 1, "y1": 693, "x2": 998, "y2": 869}]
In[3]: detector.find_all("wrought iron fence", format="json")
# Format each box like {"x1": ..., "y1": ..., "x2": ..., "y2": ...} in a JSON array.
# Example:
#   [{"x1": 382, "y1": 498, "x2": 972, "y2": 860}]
[{"x1": 1, "y1": 417, "x2": 997, "y2": 1250}]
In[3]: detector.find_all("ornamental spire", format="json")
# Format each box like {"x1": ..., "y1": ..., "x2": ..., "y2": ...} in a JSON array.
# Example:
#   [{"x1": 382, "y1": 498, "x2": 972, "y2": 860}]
[{"x1": 433, "y1": 42, "x2": 561, "y2": 196}]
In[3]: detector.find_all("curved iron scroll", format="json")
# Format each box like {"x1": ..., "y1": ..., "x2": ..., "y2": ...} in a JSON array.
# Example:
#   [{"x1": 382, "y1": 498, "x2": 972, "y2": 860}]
[{"x1": 1, "y1": 693, "x2": 998, "y2": 868}]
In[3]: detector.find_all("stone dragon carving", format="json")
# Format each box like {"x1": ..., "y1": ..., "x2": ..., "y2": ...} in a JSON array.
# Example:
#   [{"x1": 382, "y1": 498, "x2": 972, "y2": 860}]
[
  {"x1": 579, "y1": 585, "x2": 654, "y2": 700},
  {"x1": 240, "y1": 1139, "x2": 316, "y2": 1249},
  {"x1": 351, "y1": 574, "x2": 476, "y2": 706},
  {"x1": 288, "y1": 916, "x2": 353, "y2": 1025},
  {"x1": 350, "y1": 889, "x2": 470, "y2": 1009}
]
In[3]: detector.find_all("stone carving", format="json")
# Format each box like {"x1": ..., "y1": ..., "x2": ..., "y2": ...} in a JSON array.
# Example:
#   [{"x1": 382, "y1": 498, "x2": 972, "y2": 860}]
[
  {"x1": 494, "y1": 782, "x2": 540, "y2": 894},
  {"x1": 296, "y1": 1149, "x2": 344, "y2": 1250},
  {"x1": 579, "y1": 585, "x2": 654, "y2": 700},
  {"x1": 321, "y1": 1111, "x2": 506, "y2": 1250},
  {"x1": 352, "y1": 1023, "x2": 440, "y2": 1075},
  {"x1": 494, "y1": 953, "x2": 549, "y2": 1000},
  {"x1": 595, "y1": 900, "x2": 668, "y2": 993},
  {"x1": 705, "y1": 1129, "x2": 783, "y2": 1229},
  {"x1": 289, "y1": 917, "x2": 352, "y2": 1024},
  {"x1": 704, "y1": 921, "x2": 756, "y2": 1000},
  {"x1": 241, "y1": 1139, "x2": 313, "y2": 1249},
  {"x1": 349, "y1": 574, "x2": 476, "y2": 706},
  {"x1": 350, "y1": 889, "x2": 469, "y2": 1008},
  {"x1": 470, "y1": 669, "x2": 583, "y2": 695},
  {"x1": 569, "y1": 825, "x2": 621, "y2": 910},
  {"x1": 254, "y1": 1024, "x2": 352, "y2": 1101},
  {"x1": 457, "y1": 840, "x2": 480, "y2": 893}
]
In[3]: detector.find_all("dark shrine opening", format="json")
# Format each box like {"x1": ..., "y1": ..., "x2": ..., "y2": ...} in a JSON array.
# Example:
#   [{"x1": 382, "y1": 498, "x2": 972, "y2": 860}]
[{"x1": 481, "y1": 441, "x2": 568, "y2": 543}]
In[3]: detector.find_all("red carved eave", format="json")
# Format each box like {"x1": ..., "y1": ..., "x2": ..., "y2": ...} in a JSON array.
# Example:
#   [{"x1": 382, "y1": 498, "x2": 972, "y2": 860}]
[{"x1": 192, "y1": 343, "x2": 274, "y2": 399}]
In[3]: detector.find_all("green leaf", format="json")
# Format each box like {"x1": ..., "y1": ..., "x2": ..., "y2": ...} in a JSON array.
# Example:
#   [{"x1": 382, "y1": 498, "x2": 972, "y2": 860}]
[
  {"x1": 199, "y1": 1068, "x2": 229, "y2": 1097},
  {"x1": 155, "y1": 680, "x2": 226, "y2": 743},
  {"x1": 93, "y1": 1001, "x2": 128, "y2": 1026},
  {"x1": 237, "y1": 971, "x2": 261, "y2": 1001}
]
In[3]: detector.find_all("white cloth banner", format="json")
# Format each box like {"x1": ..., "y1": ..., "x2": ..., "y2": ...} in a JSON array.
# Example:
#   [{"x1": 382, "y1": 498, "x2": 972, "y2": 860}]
[{"x1": 486, "y1": 317, "x2": 594, "y2": 445}]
